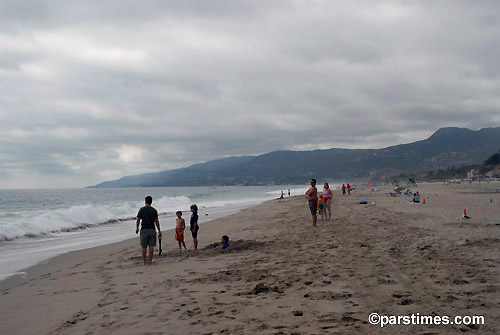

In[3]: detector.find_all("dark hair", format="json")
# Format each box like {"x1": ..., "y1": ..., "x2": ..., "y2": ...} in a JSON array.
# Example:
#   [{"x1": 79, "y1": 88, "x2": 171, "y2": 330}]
[
  {"x1": 176, "y1": 211, "x2": 182, "y2": 216},
  {"x1": 190, "y1": 204, "x2": 198, "y2": 212},
  {"x1": 145, "y1": 196, "x2": 153, "y2": 204},
  {"x1": 324, "y1": 182, "x2": 329, "y2": 189},
  {"x1": 222, "y1": 235, "x2": 229, "y2": 243},
  {"x1": 311, "y1": 179, "x2": 316, "y2": 184}
]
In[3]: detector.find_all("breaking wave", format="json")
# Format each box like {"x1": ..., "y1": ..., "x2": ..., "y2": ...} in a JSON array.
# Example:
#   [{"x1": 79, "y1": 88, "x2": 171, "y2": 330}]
[{"x1": 0, "y1": 196, "x2": 192, "y2": 242}]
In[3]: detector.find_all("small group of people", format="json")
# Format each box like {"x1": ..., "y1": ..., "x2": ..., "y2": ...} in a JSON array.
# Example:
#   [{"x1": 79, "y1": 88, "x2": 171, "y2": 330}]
[
  {"x1": 279, "y1": 189, "x2": 291, "y2": 199},
  {"x1": 341, "y1": 183, "x2": 352, "y2": 195},
  {"x1": 305, "y1": 179, "x2": 333, "y2": 226},
  {"x1": 135, "y1": 196, "x2": 200, "y2": 265}
]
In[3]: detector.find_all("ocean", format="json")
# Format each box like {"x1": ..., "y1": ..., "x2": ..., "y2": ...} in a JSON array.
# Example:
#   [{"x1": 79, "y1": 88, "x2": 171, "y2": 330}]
[{"x1": 0, "y1": 185, "x2": 307, "y2": 281}]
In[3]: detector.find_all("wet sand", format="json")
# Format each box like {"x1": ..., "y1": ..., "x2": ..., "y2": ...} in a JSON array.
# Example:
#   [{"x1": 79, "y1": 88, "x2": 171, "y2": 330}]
[{"x1": 0, "y1": 182, "x2": 499, "y2": 334}]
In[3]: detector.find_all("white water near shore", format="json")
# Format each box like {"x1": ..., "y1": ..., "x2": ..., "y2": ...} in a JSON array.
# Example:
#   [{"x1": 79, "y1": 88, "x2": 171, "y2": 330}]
[{"x1": 0, "y1": 185, "x2": 311, "y2": 281}]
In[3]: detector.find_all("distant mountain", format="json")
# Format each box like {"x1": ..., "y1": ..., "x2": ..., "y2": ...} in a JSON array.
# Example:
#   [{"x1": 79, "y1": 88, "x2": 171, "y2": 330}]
[
  {"x1": 91, "y1": 156, "x2": 255, "y2": 188},
  {"x1": 89, "y1": 127, "x2": 500, "y2": 187}
]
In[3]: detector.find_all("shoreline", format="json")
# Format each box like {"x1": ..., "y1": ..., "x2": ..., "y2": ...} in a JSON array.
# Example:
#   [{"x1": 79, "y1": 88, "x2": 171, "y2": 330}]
[
  {"x1": 0, "y1": 194, "x2": 284, "y2": 285},
  {"x1": 0, "y1": 198, "x2": 276, "y2": 290},
  {"x1": 1, "y1": 183, "x2": 499, "y2": 334}
]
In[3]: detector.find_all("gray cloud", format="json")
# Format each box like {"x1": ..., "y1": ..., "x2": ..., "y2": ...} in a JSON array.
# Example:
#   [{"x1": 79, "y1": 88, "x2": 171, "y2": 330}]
[{"x1": 1, "y1": 0, "x2": 499, "y2": 188}]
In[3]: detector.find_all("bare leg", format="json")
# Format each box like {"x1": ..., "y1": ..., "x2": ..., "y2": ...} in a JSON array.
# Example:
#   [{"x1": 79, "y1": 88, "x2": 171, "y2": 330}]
[
  {"x1": 312, "y1": 214, "x2": 317, "y2": 227},
  {"x1": 194, "y1": 238, "x2": 198, "y2": 250},
  {"x1": 142, "y1": 248, "x2": 147, "y2": 265},
  {"x1": 178, "y1": 241, "x2": 182, "y2": 253},
  {"x1": 148, "y1": 247, "x2": 154, "y2": 264},
  {"x1": 182, "y1": 241, "x2": 187, "y2": 250},
  {"x1": 326, "y1": 199, "x2": 332, "y2": 221}
]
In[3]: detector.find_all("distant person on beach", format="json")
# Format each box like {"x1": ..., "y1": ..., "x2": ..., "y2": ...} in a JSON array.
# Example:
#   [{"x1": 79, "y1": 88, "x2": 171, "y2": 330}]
[
  {"x1": 323, "y1": 183, "x2": 333, "y2": 221},
  {"x1": 222, "y1": 235, "x2": 229, "y2": 249},
  {"x1": 190, "y1": 204, "x2": 199, "y2": 250},
  {"x1": 280, "y1": 191, "x2": 284, "y2": 199},
  {"x1": 136, "y1": 196, "x2": 162, "y2": 265},
  {"x1": 342, "y1": 184, "x2": 346, "y2": 196},
  {"x1": 306, "y1": 179, "x2": 318, "y2": 226},
  {"x1": 288, "y1": 189, "x2": 291, "y2": 197},
  {"x1": 413, "y1": 192, "x2": 421, "y2": 203},
  {"x1": 317, "y1": 194, "x2": 325, "y2": 222},
  {"x1": 175, "y1": 211, "x2": 187, "y2": 253},
  {"x1": 347, "y1": 183, "x2": 352, "y2": 195}
]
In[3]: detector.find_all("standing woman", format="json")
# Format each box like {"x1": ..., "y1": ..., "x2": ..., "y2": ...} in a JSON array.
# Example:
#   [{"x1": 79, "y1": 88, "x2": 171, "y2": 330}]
[
  {"x1": 323, "y1": 183, "x2": 333, "y2": 221},
  {"x1": 190, "y1": 204, "x2": 199, "y2": 250}
]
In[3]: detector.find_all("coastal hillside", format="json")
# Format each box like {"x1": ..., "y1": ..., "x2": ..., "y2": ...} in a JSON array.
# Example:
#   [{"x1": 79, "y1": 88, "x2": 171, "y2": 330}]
[
  {"x1": 397, "y1": 148, "x2": 500, "y2": 181},
  {"x1": 90, "y1": 127, "x2": 500, "y2": 187}
]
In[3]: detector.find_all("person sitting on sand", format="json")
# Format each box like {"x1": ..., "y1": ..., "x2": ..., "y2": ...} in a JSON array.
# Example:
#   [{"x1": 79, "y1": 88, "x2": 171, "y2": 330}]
[
  {"x1": 222, "y1": 235, "x2": 229, "y2": 249},
  {"x1": 136, "y1": 196, "x2": 162, "y2": 265},
  {"x1": 413, "y1": 192, "x2": 421, "y2": 203},
  {"x1": 317, "y1": 194, "x2": 325, "y2": 222},
  {"x1": 306, "y1": 179, "x2": 318, "y2": 227},
  {"x1": 190, "y1": 204, "x2": 199, "y2": 250},
  {"x1": 175, "y1": 211, "x2": 187, "y2": 253}
]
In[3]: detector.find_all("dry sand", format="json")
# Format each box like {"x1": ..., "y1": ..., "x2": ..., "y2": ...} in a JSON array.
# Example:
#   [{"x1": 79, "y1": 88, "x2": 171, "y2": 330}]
[{"x1": 0, "y1": 182, "x2": 499, "y2": 334}]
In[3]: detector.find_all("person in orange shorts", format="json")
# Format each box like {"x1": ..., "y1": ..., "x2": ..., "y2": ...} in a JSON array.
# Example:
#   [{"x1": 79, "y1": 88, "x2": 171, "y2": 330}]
[{"x1": 175, "y1": 211, "x2": 187, "y2": 253}]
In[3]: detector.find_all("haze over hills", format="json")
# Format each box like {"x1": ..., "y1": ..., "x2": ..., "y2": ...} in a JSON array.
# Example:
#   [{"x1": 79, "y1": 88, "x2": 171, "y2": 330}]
[{"x1": 90, "y1": 127, "x2": 500, "y2": 187}]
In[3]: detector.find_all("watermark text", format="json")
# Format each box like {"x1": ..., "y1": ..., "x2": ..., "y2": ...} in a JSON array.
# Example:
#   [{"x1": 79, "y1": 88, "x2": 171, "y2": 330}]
[{"x1": 368, "y1": 313, "x2": 484, "y2": 328}]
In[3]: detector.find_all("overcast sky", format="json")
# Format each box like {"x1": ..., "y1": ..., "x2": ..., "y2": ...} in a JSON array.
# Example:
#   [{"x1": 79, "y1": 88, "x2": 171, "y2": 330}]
[{"x1": 1, "y1": 1, "x2": 499, "y2": 188}]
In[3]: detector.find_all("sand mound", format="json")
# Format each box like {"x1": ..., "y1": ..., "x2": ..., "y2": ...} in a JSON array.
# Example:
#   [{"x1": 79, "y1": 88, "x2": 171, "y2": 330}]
[{"x1": 200, "y1": 239, "x2": 269, "y2": 255}]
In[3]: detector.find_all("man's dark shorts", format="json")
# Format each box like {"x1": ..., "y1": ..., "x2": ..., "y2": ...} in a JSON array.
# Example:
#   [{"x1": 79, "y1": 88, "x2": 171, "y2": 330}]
[
  {"x1": 308, "y1": 199, "x2": 317, "y2": 215},
  {"x1": 140, "y1": 229, "x2": 157, "y2": 248}
]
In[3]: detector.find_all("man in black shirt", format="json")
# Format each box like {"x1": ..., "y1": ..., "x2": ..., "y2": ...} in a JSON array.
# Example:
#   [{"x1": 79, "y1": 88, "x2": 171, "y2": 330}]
[{"x1": 136, "y1": 196, "x2": 162, "y2": 265}]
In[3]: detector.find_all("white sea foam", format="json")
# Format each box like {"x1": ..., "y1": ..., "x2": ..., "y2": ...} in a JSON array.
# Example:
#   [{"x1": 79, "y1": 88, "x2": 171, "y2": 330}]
[
  {"x1": 154, "y1": 196, "x2": 192, "y2": 213},
  {"x1": 0, "y1": 272, "x2": 27, "y2": 281},
  {"x1": 0, "y1": 196, "x2": 195, "y2": 241}
]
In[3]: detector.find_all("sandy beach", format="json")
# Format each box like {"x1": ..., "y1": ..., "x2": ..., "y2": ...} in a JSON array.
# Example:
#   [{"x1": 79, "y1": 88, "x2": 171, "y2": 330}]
[{"x1": 1, "y1": 182, "x2": 499, "y2": 334}]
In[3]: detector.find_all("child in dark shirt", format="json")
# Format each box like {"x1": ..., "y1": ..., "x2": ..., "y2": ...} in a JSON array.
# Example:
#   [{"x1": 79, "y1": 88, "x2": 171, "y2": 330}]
[{"x1": 190, "y1": 204, "x2": 199, "y2": 250}]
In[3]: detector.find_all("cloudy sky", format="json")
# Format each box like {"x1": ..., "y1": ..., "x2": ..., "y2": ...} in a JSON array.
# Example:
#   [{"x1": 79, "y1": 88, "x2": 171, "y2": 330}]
[{"x1": 1, "y1": 1, "x2": 499, "y2": 188}]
